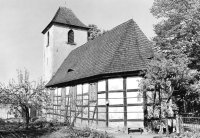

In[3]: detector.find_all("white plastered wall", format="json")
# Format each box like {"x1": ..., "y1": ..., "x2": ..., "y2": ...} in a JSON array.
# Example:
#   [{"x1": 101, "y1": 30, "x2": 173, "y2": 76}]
[
  {"x1": 48, "y1": 76, "x2": 145, "y2": 129},
  {"x1": 43, "y1": 24, "x2": 88, "y2": 83}
]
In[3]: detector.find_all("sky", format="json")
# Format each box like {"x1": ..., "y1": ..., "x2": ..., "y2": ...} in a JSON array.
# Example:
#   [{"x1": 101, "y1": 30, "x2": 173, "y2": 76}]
[{"x1": 0, "y1": 0, "x2": 157, "y2": 84}]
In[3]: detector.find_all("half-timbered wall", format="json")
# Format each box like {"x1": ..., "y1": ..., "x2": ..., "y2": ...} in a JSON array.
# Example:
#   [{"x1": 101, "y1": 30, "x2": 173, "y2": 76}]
[{"x1": 46, "y1": 77, "x2": 144, "y2": 129}]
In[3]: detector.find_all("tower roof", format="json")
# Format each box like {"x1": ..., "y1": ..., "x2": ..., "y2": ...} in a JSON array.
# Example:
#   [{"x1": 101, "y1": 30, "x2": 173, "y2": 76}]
[
  {"x1": 42, "y1": 7, "x2": 89, "y2": 34},
  {"x1": 46, "y1": 19, "x2": 154, "y2": 87}
]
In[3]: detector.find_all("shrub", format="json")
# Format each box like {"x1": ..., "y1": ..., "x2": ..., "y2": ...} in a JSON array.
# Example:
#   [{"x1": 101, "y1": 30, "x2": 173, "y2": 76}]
[
  {"x1": 169, "y1": 131, "x2": 200, "y2": 138},
  {"x1": 31, "y1": 117, "x2": 39, "y2": 122},
  {"x1": 0, "y1": 118, "x2": 5, "y2": 125},
  {"x1": 89, "y1": 130, "x2": 114, "y2": 138},
  {"x1": 31, "y1": 117, "x2": 47, "y2": 128},
  {"x1": 49, "y1": 118, "x2": 59, "y2": 127},
  {"x1": 72, "y1": 127, "x2": 114, "y2": 138}
]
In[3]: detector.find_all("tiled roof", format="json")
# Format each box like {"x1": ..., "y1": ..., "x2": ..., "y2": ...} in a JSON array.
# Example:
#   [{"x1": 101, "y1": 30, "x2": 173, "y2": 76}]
[
  {"x1": 42, "y1": 7, "x2": 89, "y2": 34},
  {"x1": 46, "y1": 19, "x2": 153, "y2": 87}
]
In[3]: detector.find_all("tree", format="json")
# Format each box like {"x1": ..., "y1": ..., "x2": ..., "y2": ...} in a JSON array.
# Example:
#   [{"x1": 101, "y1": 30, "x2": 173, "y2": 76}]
[
  {"x1": 88, "y1": 24, "x2": 105, "y2": 40},
  {"x1": 0, "y1": 69, "x2": 50, "y2": 129},
  {"x1": 151, "y1": 0, "x2": 200, "y2": 69},
  {"x1": 139, "y1": 0, "x2": 200, "y2": 134},
  {"x1": 64, "y1": 88, "x2": 88, "y2": 127},
  {"x1": 140, "y1": 50, "x2": 200, "y2": 134}
]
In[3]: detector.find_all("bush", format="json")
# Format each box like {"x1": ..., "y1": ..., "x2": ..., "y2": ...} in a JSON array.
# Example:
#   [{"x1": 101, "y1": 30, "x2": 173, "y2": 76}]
[
  {"x1": 169, "y1": 131, "x2": 200, "y2": 138},
  {"x1": 31, "y1": 117, "x2": 47, "y2": 128},
  {"x1": 0, "y1": 118, "x2": 5, "y2": 125},
  {"x1": 31, "y1": 117, "x2": 39, "y2": 122},
  {"x1": 70, "y1": 127, "x2": 114, "y2": 138},
  {"x1": 89, "y1": 130, "x2": 114, "y2": 138},
  {"x1": 49, "y1": 118, "x2": 60, "y2": 127}
]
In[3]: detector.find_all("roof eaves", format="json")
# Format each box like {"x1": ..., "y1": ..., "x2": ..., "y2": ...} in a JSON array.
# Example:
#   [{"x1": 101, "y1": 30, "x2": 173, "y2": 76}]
[
  {"x1": 46, "y1": 70, "x2": 142, "y2": 88},
  {"x1": 45, "y1": 19, "x2": 153, "y2": 88},
  {"x1": 41, "y1": 22, "x2": 90, "y2": 34}
]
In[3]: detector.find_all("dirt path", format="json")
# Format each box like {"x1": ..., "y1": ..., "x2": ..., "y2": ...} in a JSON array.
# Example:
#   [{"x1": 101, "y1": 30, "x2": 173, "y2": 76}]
[{"x1": 40, "y1": 126, "x2": 161, "y2": 138}]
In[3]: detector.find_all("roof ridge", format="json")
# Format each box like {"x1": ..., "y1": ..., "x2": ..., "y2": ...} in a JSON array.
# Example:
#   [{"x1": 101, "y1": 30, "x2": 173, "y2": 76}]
[
  {"x1": 51, "y1": 7, "x2": 62, "y2": 22},
  {"x1": 66, "y1": 19, "x2": 134, "y2": 59},
  {"x1": 132, "y1": 20, "x2": 154, "y2": 59},
  {"x1": 42, "y1": 7, "x2": 89, "y2": 34},
  {"x1": 46, "y1": 19, "x2": 153, "y2": 87},
  {"x1": 47, "y1": 19, "x2": 134, "y2": 86},
  {"x1": 102, "y1": 19, "x2": 133, "y2": 73},
  {"x1": 112, "y1": 19, "x2": 133, "y2": 30},
  {"x1": 133, "y1": 20, "x2": 147, "y2": 67},
  {"x1": 52, "y1": 7, "x2": 73, "y2": 22}
]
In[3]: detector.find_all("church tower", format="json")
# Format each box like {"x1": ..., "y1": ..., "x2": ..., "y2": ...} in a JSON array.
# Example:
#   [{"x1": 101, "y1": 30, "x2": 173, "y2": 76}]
[{"x1": 42, "y1": 7, "x2": 89, "y2": 83}]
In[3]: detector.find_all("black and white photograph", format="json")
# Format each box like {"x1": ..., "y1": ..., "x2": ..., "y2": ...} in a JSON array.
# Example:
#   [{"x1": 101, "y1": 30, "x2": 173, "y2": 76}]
[{"x1": 1, "y1": 0, "x2": 200, "y2": 137}]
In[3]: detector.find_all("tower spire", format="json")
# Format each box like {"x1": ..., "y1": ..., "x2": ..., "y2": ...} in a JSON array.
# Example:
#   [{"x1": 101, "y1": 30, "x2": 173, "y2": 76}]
[
  {"x1": 64, "y1": 0, "x2": 67, "y2": 7},
  {"x1": 63, "y1": 0, "x2": 68, "y2": 7}
]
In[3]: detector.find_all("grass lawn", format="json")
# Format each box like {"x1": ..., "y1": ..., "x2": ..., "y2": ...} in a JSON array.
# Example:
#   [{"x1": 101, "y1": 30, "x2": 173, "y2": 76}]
[
  {"x1": 0, "y1": 120, "x2": 114, "y2": 138},
  {"x1": 0, "y1": 120, "x2": 57, "y2": 138}
]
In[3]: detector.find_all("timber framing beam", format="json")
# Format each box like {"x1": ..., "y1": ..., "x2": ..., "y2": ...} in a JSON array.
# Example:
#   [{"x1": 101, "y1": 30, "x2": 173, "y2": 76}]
[
  {"x1": 123, "y1": 77, "x2": 127, "y2": 127},
  {"x1": 81, "y1": 84, "x2": 83, "y2": 123},
  {"x1": 106, "y1": 79, "x2": 109, "y2": 127}
]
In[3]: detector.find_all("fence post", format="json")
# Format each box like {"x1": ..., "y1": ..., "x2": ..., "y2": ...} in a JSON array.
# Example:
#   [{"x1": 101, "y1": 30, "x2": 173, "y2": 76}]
[{"x1": 175, "y1": 113, "x2": 180, "y2": 134}]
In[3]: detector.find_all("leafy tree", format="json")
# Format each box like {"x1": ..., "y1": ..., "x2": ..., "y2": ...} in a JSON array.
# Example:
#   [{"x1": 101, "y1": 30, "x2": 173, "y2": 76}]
[
  {"x1": 64, "y1": 88, "x2": 88, "y2": 127},
  {"x1": 142, "y1": 0, "x2": 200, "y2": 134},
  {"x1": 0, "y1": 69, "x2": 50, "y2": 129},
  {"x1": 140, "y1": 51, "x2": 200, "y2": 134},
  {"x1": 88, "y1": 24, "x2": 105, "y2": 40},
  {"x1": 151, "y1": 0, "x2": 200, "y2": 69}
]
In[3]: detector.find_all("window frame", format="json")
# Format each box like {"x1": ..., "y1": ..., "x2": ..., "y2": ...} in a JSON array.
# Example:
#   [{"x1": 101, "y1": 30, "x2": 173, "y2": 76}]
[{"x1": 67, "y1": 29, "x2": 76, "y2": 45}]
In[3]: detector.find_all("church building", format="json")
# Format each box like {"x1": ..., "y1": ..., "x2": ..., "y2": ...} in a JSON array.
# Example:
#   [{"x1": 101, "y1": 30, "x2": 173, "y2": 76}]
[{"x1": 43, "y1": 7, "x2": 153, "y2": 130}]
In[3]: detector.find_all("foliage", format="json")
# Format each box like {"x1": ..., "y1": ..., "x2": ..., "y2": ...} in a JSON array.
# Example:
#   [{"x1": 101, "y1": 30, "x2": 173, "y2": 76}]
[
  {"x1": 31, "y1": 117, "x2": 47, "y2": 128},
  {"x1": 149, "y1": 0, "x2": 200, "y2": 116},
  {"x1": 151, "y1": 0, "x2": 200, "y2": 69},
  {"x1": 140, "y1": 50, "x2": 200, "y2": 134},
  {"x1": 46, "y1": 126, "x2": 114, "y2": 138},
  {"x1": 88, "y1": 24, "x2": 105, "y2": 41},
  {"x1": 145, "y1": 1, "x2": 200, "y2": 134},
  {"x1": 0, "y1": 118, "x2": 5, "y2": 125},
  {"x1": 0, "y1": 121, "x2": 55, "y2": 138},
  {"x1": 170, "y1": 131, "x2": 200, "y2": 138},
  {"x1": 64, "y1": 87, "x2": 89, "y2": 127},
  {"x1": 0, "y1": 69, "x2": 50, "y2": 129}
]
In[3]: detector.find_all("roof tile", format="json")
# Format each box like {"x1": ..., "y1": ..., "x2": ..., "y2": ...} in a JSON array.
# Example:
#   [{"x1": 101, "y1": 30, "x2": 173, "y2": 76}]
[
  {"x1": 42, "y1": 7, "x2": 89, "y2": 34},
  {"x1": 52, "y1": 7, "x2": 88, "y2": 28},
  {"x1": 46, "y1": 19, "x2": 153, "y2": 87}
]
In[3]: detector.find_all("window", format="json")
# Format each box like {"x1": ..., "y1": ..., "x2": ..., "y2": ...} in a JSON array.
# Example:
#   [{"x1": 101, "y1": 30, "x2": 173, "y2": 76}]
[
  {"x1": 69, "y1": 86, "x2": 77, "y2": 110},
  {"x1": 89, "y1": 83, "x2": 97, "y2": 102},
  {"x1": 68, "y1": 30, "x2": 74, "y2": 44},
  {"x1": 47, "y1": 31, "x2": 49, "y2": 46},
  {"x1": 50, "y1": 89, "x2": 54, "y2": 103}
]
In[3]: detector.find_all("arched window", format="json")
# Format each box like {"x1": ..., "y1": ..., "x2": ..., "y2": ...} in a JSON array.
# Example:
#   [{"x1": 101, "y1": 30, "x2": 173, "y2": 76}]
[{"x1": 68, "y1": 30, "x2": 74, "y2": 44}]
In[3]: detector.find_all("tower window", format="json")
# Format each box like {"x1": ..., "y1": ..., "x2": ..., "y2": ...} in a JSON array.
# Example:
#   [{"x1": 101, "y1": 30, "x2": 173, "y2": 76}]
[
  {"x1": 68, "y1": 30, "x2": 75, "y2": 44},
  {"x1": 47, "y1": 32, "x2": 50, "y2": 46}
]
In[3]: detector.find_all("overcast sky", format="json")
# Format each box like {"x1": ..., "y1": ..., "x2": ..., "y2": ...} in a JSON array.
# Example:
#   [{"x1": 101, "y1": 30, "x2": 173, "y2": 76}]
[{"x1": 0, "y1": 0, "x2": 157, "y2": 84}]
